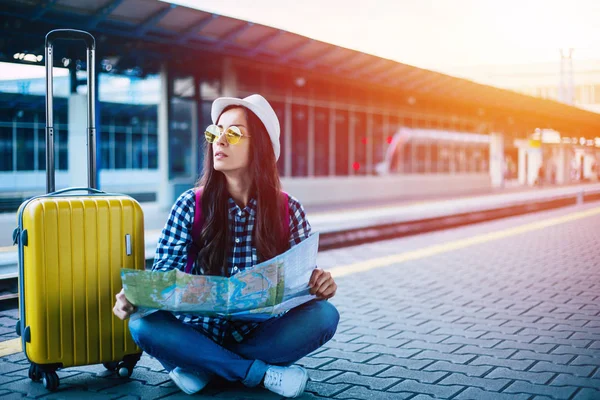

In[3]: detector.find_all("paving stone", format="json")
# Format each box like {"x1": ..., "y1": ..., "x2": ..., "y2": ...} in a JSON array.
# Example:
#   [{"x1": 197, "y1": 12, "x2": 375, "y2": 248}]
[
  {"x1": 99, "y1": 380, "x2": 179, "y2": 399},
  {"x1": 212, "y1": 387, "x2": 282, "y2": 399},
  {"x1": 552, "y1": 345, "x2": 600, "y2": 356},
  {"x1": 314, "y1": 349, "x2": 378, "y2": 363},
  {"x1": 0, "y1": 378, "x2": 60, "y2": 398},
  {"x1": 503, "y1": 380, "x2": 579, "y2": 399},
  {"x1": 411, "y1": 350, "x2": 475, "y2": 364},
  {"x1": 387, "y1": 379, "x2": 463, "y2": 398},
  {"x1": 571, "y1": 388, "x2": 600, "y2": 400},
  {"x1": 357, "y1": 345, "x2": 421, "y2": 359},
  {"x1": 529, "y1": 361, "x2": 595, "y2": 377},
  {"x1": 328, "y1": 372, "x2": 399, "y2": 391},
  {"x1": 509, "y1": 350, "x2": 574, "y2": 364},
  {"x1": 1, "y1": 353, "x2": 26, "y2": 363},
  {"x1": 59, "y1": 373, "x2": 130, "y2": 392},
  {"x1": 44, "y1": 391, "x2": 122, "y2": 399},
  {"x1": 306, "y1": 368, "x2": 343, "y2": 382},
  {"x1": 342, "y1": 327, "x2": 402, "y2": 339},
  {"x1": 0, "y1": 361, "x2": 28, "y2": 375},
  {"x1": 548, "y1": 374, "x2": 600, "y2": 389},
  {"x1": 351, "y1": 336, "x2": 411, "y2": 348},
  {"x1": 468, "y1": 355, "x2": 534, "y2": 371},
  {"x1": 321, "y1": 341, "x2": 371, "y2": 352},
  {"x1": 320, "y1": 360, "x2": 388, "y2": 376},
  {"x1": 0, "y1": 393, "x2": 25, "y2": 399},
  {"x1": 389, "y1": 331, "x2": 450, "y2": 343},
  {"x1": 297, "y1": 357, "x2": 336, "y2": 369},
  {"x1": 398, "y1": 340, "x2": 461, "y2": 353},
  {"x1": 128, "y1": 367, "x2": 170, "y2": 386},
  {"x1": 377, "y1": 366, "x2": 447, "y2": 384},
  {"x1": 440, "y1": 337, "x2": 501, "y2": 348},
  {"x1": 478, "y1": 333, "x2": 538, "y2": 343},
  {"x1": 423, "y1": 361, "x2": 492, "y2": 377},
  {"x1": 452, "y1": 345, "x2": 516, "y2": 358},
  {"x1": 366, "y1": 355, "x2": 434, "y2": 370},
  {"x1": 135, "y1": 355, "x2": 166, "y2": 372},
  {"x1": 305, "y1": 381, "x2": 350, "y2": 397},
  {"x1": 437, "y1": 372, "x2": 510, "y2": 391},
  {"x1": 484, "y1": 367, "x2": 553, "y2": 384},
  {"x1": 454, "y1": 387, "x2": 530, "y2": 400},
  {"x1": 333, "y1": 386, "x2": 412, "y2": 399}
]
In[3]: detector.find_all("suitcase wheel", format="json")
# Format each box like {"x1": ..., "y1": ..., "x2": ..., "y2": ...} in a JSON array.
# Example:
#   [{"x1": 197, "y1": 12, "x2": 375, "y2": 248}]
[
  {"x1": 42, "y1": 371, "x2": 59, "y2": 391},
  {"x1": 28, "y1": 364, "x2": 42, "y2": 382},
  {"x1": 103, "y1": 362, "x2": 119, "y2": 371},
  {"x1": 117, "y1": 361, "x2": 135, "y2": 378}
]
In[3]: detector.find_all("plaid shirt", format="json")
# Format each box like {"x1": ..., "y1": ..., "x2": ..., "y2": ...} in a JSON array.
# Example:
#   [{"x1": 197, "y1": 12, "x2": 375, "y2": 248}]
[{"x1": 152, "y1": 188, "x2": 312, "y2": 345}]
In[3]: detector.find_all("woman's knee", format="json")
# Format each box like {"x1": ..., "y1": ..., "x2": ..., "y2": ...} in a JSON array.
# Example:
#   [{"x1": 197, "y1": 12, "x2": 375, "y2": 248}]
[
  {"x1": 312, "y1": 300, "x2": 340, "y2": 338},
  {"x1": 128, "y1": 311, "x2": 170, "y2": 349}
]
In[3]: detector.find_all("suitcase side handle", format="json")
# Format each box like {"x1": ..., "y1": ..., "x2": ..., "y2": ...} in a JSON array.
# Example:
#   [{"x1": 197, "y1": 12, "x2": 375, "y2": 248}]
[{"x1": 45, "y1": 29, "x2": 97, "y2": 193}]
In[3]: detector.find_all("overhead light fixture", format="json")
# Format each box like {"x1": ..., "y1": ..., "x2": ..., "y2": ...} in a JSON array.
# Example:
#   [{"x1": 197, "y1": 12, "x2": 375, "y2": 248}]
[{"x1": 13, "y1": 52, "x2": 43, "y2": 63}]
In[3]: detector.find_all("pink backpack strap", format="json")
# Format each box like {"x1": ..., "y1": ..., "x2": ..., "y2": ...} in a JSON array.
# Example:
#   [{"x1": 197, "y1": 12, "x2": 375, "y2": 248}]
[
  {"x1": 185, "y1": 187, "x2": 203, "y2": 274},
  {"x1": 281, "y1": 191, "x2": 290, "y2": 247}
]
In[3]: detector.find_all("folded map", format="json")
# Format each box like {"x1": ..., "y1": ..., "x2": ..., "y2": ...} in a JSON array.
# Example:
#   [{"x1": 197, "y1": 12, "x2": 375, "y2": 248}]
[{"x1": 121, "y1": 233, "x2": 319, "y2": 321}]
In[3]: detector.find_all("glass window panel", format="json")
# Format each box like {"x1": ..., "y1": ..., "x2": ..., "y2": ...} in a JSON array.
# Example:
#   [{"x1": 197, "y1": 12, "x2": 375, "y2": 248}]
[
  {"x1": 16, "y1": 125, "x2": 34, "y2": 171},
  {"x1": 0, "y1": 126, "x2": 12, "y2": 171},
  {"x1": 169, "y1": 98, "x2": 193, "y2": 179},
  {"x1": 270, "y1": 101, "x2": 286, "y2": 176},
  {"x1": 291, "y1": 104, "x2": 308, "y2": 177},
  {"x1": 372, "y1": 114, "x2": 385, "y2": 167},
  {"x1": 148, "y1": 133, "x2": 158, "y2": 169},
  {"x1": 438, "y1": 145, "x2": 451, "y2": 173},
  {"x1": 335, "y1": 109, "x2": 348, "y2": 176},
  {"x1": 352, "y1": 112, "x2": 367, "y2": 175},
  {"x1": 314, "y1": 107, "x2": 330, "y2": 177},
  {"x1": 115, "y1": 130, "x2": 127, "y2": 169},
  {"x1": 430, "y1": 143, "x2": 438, "y2": 173},
  {"x1": 36, "y1": 129, "x2": 45, "y2": 172},
  {"x1": 415, "y1": 142, "x2": 426, "y2": 174},
  {"x1": 57, "y1": 126, "x2": 68, "y2": 171},
  {"x1": 403, "y1": 141, "x2": 412, "y2": 173},
  {"x1": 132, "y1": 131, "x2": 143, "y2": 169},
  {"x1": 100, "y1": 125, "x2": 111, "y2": 170},
  {"x1": 480, "y1": 147, "x2": 489, "y2": 173}
]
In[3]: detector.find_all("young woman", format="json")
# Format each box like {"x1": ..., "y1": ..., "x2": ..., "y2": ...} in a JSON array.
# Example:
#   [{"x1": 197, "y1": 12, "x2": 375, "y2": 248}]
[{"x1": 113, "y1": 94, "x2": 339, "y2": 398}]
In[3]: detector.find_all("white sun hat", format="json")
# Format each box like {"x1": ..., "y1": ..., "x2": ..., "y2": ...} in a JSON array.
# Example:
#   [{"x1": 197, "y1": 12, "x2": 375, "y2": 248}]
[{"x1": 211, "y1": 94, "x2": 281, "y2": 161}]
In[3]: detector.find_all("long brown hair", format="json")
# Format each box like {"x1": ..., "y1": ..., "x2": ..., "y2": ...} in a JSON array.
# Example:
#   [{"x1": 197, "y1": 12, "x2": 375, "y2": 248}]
[{"x1": 195, "y1": 105, "x2": 288, "y2": 276}]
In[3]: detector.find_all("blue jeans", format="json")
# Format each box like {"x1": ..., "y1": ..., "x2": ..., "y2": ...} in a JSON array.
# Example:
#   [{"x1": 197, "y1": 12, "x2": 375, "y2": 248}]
[{"x1": 128, "y1": 300, "x2": 339, "y2": 387}]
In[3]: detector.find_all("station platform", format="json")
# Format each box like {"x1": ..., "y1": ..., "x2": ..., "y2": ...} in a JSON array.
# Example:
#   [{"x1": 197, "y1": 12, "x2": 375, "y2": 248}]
[{"x1": 0, "y1": 198, "x2": 599, "y2": 398}]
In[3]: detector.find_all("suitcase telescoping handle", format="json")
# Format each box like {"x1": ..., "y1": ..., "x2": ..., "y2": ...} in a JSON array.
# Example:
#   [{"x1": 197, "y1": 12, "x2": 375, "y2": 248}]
[{"x1": 45, "y1": 29, "x2": 96, "y2": 193}]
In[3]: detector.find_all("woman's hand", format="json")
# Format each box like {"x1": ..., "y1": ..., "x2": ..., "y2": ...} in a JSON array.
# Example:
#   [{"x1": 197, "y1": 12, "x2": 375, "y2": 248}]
[
  {"x1": 113, "y1": 288, "x2": 137, "y2": 320},
  {"x1": 309, "y1": 268, "x2": 337, "y2": 300}
]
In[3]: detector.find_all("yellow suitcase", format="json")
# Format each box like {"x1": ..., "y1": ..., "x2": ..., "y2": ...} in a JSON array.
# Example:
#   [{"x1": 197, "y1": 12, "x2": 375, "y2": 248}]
[{"x1": 14, "y1": 29, "x2": 143, "y2": 392}]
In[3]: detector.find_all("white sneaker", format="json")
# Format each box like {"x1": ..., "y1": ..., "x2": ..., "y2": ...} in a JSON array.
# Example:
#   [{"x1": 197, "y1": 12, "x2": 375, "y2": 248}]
[
  {"x1": 168, "y1": 367, "x2": 212, "y2": 395},
  {"x1": 263, "y1": 365, "x2": 309, "y2": 398}
]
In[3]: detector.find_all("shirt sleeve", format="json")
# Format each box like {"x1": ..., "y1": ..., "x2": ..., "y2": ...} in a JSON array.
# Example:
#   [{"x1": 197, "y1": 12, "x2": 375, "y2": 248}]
[
  {"x1": 152, "y1": 189, "x2": 196, "y2": 272},
  {"x1": 287, "y1": 194, "x2": 312, "y2": 247}
]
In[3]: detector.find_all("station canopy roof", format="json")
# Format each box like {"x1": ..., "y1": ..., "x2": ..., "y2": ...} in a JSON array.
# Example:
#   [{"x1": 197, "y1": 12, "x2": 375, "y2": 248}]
[{"x1": 1, "y1": 0, "x2": 600, "y2": 138}]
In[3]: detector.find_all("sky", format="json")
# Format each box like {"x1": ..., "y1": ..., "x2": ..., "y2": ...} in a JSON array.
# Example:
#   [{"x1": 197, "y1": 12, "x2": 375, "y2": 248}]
[{"x1": 164, "y1": 0, "x2": 599, "y2": 77}]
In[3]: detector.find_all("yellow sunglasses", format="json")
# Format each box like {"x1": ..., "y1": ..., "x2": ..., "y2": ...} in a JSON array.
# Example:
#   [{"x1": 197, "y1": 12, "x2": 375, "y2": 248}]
[{"x1": 204, "y1": 124, "x2": 251, "y2": 145}]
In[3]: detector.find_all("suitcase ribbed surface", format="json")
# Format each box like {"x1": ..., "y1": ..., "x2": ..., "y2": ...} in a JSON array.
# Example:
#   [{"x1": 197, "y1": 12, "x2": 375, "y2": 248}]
[{"x1": 20, "y1": 196, "x2": 143, "y2": 367}]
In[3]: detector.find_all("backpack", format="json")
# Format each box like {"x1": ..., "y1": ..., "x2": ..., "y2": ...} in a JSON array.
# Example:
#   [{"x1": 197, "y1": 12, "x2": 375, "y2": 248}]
[{"x1": 185, "y1": 188, "x2": 290, "y2": 273}]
